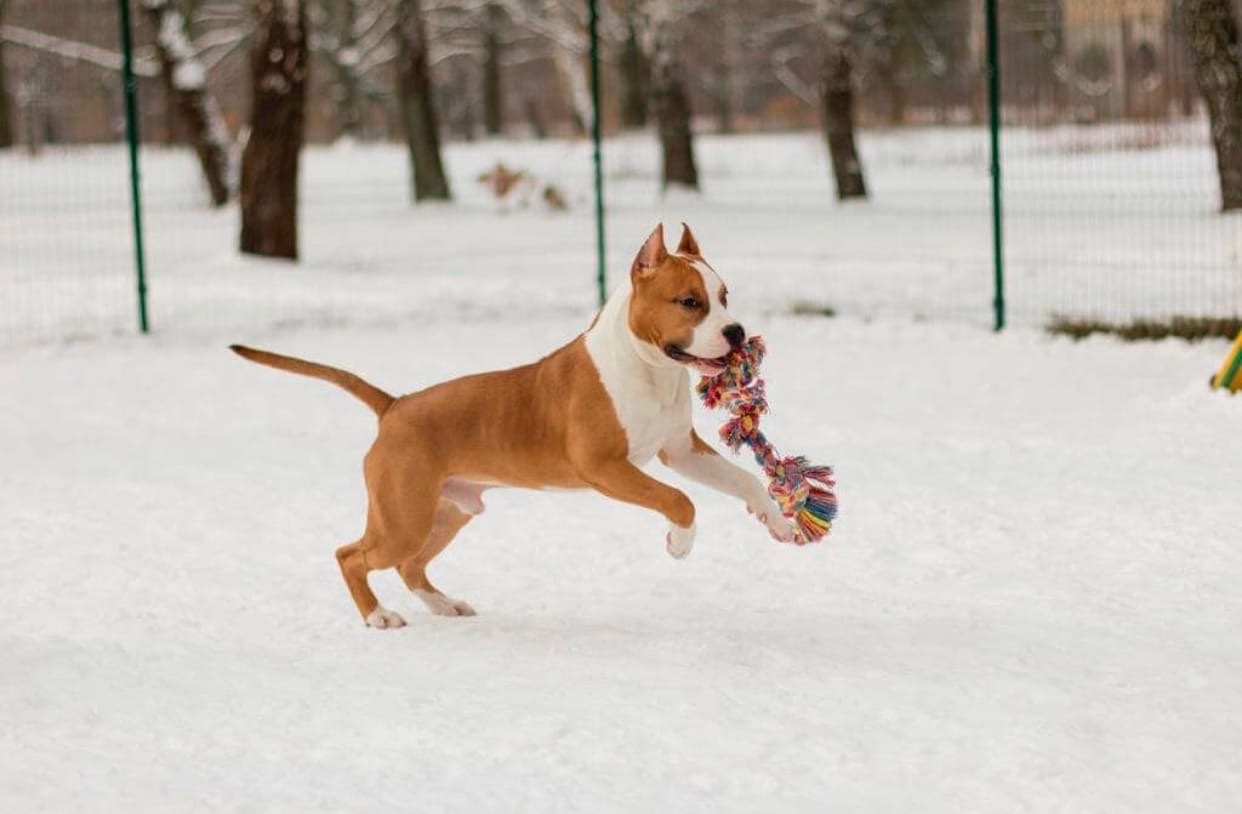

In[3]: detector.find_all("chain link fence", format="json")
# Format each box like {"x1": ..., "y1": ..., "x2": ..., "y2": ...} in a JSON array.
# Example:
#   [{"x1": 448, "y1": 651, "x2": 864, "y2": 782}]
[
  {"x1": 999, "y1": 0, "x2": 1240, "y2": 329},
  {"x1": 0, "y1": 0, "x2": 139, "y2": 345}
]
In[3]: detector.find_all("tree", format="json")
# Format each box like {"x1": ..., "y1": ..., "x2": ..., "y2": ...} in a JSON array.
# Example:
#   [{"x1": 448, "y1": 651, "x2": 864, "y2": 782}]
[
  {"x1": 481, "y1": 2, "x2": 505, "y2": 135},
  {"x1": 240, "y1": 0, "x2": 308, "y2": 260},
  {"x1": 0, "y1": 0, "x2": 11, "y2": 149},
  {"x1": 1181, "y1": 0, "x2": 1242, "y2": 211},
  {"x1": 141, "y1": 0, "x2": 233, "y2": 206},
  {"x1": 619, "y1": 0, "x2": 648, "y2": 129},
  {"x1": 647, "y1": 0, "x2": 698, "y2": 191},
  {"x1": 817, "y1": 0, "x2": 867, "y2": 200},
  {"x1": 322, "y1": 0, "x2": 364, "y2": 137},
  {"x1": 396, "y1": 0, "x2": 450, "y2": 201}
]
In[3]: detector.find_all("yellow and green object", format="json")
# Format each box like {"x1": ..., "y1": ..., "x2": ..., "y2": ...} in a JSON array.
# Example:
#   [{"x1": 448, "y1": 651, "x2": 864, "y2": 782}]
[{"x1": 1211, "y1": 331, "x2": 1242, "y2": 393}]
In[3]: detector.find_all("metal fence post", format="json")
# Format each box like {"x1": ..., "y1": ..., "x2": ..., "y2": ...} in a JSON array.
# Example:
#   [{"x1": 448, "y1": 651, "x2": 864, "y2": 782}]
[
  {"x1": 986, "y1": 0, "x2": 1005, "y2": 332},
  {"x1": 116, "y1": 0, "x2": 149, "y2": 334},
  {"x1": 588, "y1": 0, "x2": 606, "y2": 308}
]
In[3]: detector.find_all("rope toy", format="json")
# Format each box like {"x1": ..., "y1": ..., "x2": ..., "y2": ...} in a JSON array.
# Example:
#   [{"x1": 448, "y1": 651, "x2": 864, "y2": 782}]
[{"x1": 696, "y1": 336, "x2": 837, "y2": 543}]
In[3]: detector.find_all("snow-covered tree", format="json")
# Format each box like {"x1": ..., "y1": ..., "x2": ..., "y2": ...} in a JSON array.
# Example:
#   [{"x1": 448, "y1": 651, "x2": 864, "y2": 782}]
[
  {"x1": 141, "y1": 0, "x2": 233, "y2": 206},
  {"x1": 307, "y1": 0, "x2": 400, "y2": 140},
  {"x1": 240, "y1": 0, "x2": 308, "y2": 260}
]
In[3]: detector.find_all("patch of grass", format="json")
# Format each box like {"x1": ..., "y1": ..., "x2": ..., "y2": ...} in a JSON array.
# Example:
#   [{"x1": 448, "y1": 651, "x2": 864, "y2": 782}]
[
  {"x1": 1046, "y1": 315, "x2": 1242, "y2": 342},
  {"x1": 789, "y1": 301, "x2": 837, "y2": 318}
]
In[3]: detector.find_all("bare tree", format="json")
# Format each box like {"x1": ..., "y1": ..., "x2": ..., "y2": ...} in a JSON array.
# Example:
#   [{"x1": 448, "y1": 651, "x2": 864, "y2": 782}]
[
  {"x1": 619, "y1": 0, "x2": 648, "y2": 129},
  {"x1": 647, "y1": 0, "x2": 698, "y2": 190},
  {"x1": 481, "y1": 2, "x2": 504, "y2": 135},
  {"x1": 818, "y1": 0, "x2": 866, "y2": 200},
  {"x1": 547, "y1": 1, "x2": 591, "y2": 133},
  {"x1": 323, "y1": 0, "x2": 364, "y2": 136},
  {"x1": 0, "y1": 0, "x2": 11, "y2": 149},
  {"x1": 1181, "y1": 0, "x2": 1242, "y2": 211},
  {"x1": 240, "y1": 0, "x2": 308, "y2": 260},
  {"x1": 396, "y1": 0, "x2": 450, "y2": 201},
  {"x1": 142, "y1": 0, "x2": 233, "y2": 206},
  {"x1": 713, "y1": 0, "x2": 742, "y2": 134}
]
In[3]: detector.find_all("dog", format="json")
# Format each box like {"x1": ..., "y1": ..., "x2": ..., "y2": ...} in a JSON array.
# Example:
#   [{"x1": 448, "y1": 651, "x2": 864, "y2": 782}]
[{"x1": 231, "y1": 224, "x2": 797, "y2": 628}]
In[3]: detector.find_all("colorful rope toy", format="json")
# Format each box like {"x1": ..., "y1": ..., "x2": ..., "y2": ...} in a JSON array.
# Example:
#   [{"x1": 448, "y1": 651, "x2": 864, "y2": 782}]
[{"x1": 696, "y1": 336, "x2": 838, "y2": 543}]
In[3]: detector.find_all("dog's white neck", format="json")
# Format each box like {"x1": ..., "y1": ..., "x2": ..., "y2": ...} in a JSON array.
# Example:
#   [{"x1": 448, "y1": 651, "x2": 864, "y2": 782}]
[
  {"x1": 586, "y1": 284, "x2": 685, "y2": 402},
  {"x1": 584, "y1": 283, "x2": 691, "y2": 463}
]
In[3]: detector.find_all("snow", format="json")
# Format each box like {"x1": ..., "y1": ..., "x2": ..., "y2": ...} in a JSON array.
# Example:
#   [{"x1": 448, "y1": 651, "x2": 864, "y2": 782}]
[
  {"x1": 152, "y1": 4, "x2": 207, "y2": 91},
  {"x1": 1, "y1": 125, "x2": 1240, "y2": 809},
  {"x1": 1, "y1": 310, "x2": 1239, "y2": 811}
]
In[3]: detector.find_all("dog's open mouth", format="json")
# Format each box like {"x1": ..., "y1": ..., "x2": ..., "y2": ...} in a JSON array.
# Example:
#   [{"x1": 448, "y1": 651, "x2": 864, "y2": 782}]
[{"x1": 664, "y1": 345, "x2": 729, "y2": 376}]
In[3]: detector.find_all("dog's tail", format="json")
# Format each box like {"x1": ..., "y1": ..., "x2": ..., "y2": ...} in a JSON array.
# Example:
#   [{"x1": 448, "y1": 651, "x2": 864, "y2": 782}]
[{"x1": 229, "y1": 345, "x2": 394, "y2": 417}]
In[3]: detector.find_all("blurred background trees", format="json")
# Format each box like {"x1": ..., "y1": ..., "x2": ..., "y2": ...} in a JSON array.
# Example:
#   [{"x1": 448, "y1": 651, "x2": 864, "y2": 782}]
[{"x1": 0, "y1": 1, "x2": 1236, "y2": 210}]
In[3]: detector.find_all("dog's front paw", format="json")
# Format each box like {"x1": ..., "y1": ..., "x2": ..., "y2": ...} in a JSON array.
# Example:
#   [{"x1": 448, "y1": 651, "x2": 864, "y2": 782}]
[
  {"x1": 748, "y1": 499, "x2": 798, "y2": 544},
  {"x1": 764, "y1": 513, "x2": 798, "y2": 544},
  {"x1": 666, "y1": 523, "x2": 696, "y2": 559}
]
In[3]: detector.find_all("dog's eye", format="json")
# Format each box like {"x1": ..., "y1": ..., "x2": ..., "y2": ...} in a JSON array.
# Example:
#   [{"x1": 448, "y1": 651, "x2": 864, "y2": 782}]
[
  {"x1": 676, "y1": 296, "x2": 701, "y2": 310},
  {"x1": 720, "y1": 290, "x2": 729, "y2": 308}
]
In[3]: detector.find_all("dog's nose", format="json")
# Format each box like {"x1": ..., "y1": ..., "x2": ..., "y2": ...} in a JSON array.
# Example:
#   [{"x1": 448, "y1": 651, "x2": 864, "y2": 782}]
[{"x1": 722, "y1": 323, "x2": 746, "y2": 349}]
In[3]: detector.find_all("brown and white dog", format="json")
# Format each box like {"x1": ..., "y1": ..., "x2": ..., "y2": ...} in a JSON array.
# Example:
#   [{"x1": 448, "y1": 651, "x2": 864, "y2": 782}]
[{"x1": 231, "y1": 224, "x2": 796, "y2": 628}]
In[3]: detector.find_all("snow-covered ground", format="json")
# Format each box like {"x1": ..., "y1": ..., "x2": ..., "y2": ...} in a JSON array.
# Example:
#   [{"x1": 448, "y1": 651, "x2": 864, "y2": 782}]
[
  {"x1": 2, "y1": 124, "x2": 1239, "y2": 347},
  {"x1": 2, "y1": 126, "x2": 1240, "y2": 810},
  {"x1": 1, "y1": 308, "x2": 1239, "y2": 811}
]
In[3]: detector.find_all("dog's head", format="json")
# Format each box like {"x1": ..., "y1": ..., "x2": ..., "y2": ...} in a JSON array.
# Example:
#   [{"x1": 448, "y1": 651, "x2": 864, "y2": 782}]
[{"x1": 627, "y1": 223, "x2": 745, "y2": 376}]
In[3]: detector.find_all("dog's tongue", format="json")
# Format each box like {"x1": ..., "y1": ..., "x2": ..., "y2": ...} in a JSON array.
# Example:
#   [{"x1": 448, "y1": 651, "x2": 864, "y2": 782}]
[{"x1": 691, "y1": 357, "x2": 727, "y2": 376}]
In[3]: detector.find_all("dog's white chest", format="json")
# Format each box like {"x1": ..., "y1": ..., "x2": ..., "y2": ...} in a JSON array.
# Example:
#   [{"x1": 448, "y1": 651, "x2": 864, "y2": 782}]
[
  {"x1": 584, "y1": 291, "x2": 691, "y2": 465},
  {"x1": 605, "y1": 377, "x2": 689, "y2": 464}
]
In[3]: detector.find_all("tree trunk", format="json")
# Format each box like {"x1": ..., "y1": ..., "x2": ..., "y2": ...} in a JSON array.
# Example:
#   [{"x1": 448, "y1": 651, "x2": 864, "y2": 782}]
[
  {"x1": 0, "y1": 0, "x2": 12, "y2": 149},
  {"x1": 330, "y1": 0, "x2": 362, "y2": 139},
  {"x1": 620, "y1": 7, "x2": 648, "y2": 129},
  {"x1": 649, "y1": 7, "x2": 698, "y2": 191},
  {"x1": 239, "y1": 0, "x2": 308, "y2": 260},
  {"x1": 715, "y1": 0, "x2": 740, "y2": 134},
  {"x1": 524, "y1": 95, "x2": 547, "y2": 139},
  {"x1": 1181, "y1": 0, "x2": 1242, "y2": 211},
  {"x1": 141, "y1": 0, "x2": 233, "y2": 206},
  {"x1": 395, "y1": 0, "x2": 450, "y2": 201},
  {"x1": 818, "y1": 0, "x2": 867, "y2": 200},
  {"x1": 482, "y1": 2, "x2": 504, "y2": 136}
]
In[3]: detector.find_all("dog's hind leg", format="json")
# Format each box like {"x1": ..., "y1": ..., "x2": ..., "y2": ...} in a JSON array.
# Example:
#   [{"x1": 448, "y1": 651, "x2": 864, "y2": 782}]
[
  {"x1": 336, "y1": 538, "x2": 406, "y2": 629},
  {"x1": 397, "y1": 499, "x2": 478, "y2": 617},
  {"x1": 338, "y1": 451, "x2": 443, "y2": 629}
]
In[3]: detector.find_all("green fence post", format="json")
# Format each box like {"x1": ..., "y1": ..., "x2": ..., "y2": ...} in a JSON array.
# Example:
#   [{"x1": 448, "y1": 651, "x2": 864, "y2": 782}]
[
  {"x1": 116, "y1": 0, "x2": 149, "y2": 334},
  {"x1": 588, "y1": 0, "x2": 606, "y2": 307},
  {"x1": 986, "y1": 0, "x2": 1005, "y2": 332}
]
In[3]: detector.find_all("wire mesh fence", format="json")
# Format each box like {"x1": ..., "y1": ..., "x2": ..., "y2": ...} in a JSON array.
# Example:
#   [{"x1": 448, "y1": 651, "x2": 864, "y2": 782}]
[
  {"x1": 999, "y1": 0, "x2": 1241, "y2": 328},
  {"x1": 0, "y1": 0, "x2": 139, "y2": 345},
  {"x1": 0, "y1": 0, "x2": 1239, "y2": 348}
]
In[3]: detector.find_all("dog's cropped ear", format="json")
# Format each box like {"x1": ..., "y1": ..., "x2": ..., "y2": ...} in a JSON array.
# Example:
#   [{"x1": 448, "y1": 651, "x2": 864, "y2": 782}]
[
  {"x1": 631, "y1": 224, "x2": 668, "y2": 281},
  {"x1": 676, "y1": 222, "x2": 701, "y2": 257}
]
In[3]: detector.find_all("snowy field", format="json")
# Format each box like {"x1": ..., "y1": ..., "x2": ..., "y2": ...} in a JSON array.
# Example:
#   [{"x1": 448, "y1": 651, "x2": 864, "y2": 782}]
[
  {"x1": 2, "y1": 126, "x2": 1241, "y2": 810},
  {"x1": 1, "y1": 123, "x2": 1240, "y2": 347},
  {"x1": 1, "y1": 310, "x2": 1240, "y2": 810}
]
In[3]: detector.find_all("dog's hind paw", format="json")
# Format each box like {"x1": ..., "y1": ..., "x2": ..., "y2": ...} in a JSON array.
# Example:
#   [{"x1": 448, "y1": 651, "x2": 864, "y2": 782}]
[
  {"x1": 666, "y1": 523, "x2": 696, "y2": 559},
  {"x1": 365, "y1": 607, "x2": 408, "y2": 629}
]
